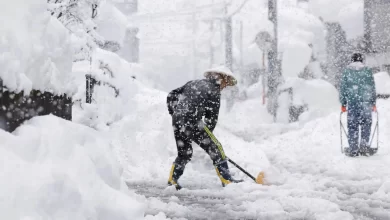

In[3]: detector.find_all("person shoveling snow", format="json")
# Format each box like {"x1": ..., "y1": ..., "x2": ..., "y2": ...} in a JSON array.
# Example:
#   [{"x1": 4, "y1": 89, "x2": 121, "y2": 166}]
[
  {"x1": 340, "y1": 53, "x2": 377, "y2": 157},
  {"x1": 166, "y1": 66, "x2": 245, "y2": 190}
]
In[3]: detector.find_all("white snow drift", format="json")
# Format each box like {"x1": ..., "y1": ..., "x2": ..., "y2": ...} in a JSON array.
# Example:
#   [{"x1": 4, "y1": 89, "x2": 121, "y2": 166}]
[{"x1": 0, "y1": 116, "x2": 145, "y2": 220}]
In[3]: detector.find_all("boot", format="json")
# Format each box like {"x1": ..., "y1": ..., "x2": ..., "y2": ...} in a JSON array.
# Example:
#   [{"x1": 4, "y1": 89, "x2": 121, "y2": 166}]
[
  {"x1": 215, "y1": 160, "x2": 243, "y2": 187},
  {"x1": 167, "y1": 163, "x2": 184, "y2": 190},
  {"x1": 359, "y1": 143, "x2": 378, "y2": 156},
  {"x1": 359, "y1": 144, "x2": 370, "y2": 156},
  {"x1": 344, "y1": 147, "x2": 359, "y2": 157}
]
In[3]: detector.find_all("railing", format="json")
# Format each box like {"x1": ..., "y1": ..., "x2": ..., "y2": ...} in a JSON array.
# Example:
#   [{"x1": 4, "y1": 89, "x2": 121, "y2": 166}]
[
  {"x1": 0, "y1": 79, "x2": 72, "y2": 132},
  {"x1": 85, "y1": 74, "x2": 120, "y2": 104}
]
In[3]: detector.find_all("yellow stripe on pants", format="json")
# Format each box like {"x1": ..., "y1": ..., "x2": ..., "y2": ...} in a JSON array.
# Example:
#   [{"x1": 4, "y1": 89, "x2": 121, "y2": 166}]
[{"x1": 204, "y1": 126, "x2": 226, "y2": 159}]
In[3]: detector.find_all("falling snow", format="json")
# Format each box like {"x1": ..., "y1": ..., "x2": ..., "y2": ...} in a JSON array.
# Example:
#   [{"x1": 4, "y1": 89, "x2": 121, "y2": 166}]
[{"x1": 1, "y1": 0, "x2": 390, "y2": 219}]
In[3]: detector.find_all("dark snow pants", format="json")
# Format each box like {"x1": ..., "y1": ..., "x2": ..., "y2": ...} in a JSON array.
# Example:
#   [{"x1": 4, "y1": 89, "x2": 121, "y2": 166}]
[
  {"x1": 171, "y1": 115, "x2": 226, "y2": 171},
  {"x1": 347, "y1": 103, "x2": 372, "y2": 153}
]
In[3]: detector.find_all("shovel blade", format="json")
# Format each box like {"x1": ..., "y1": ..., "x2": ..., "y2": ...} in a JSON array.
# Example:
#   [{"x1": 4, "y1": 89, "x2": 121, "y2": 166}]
[{"x1": 255, "y1": 171, "x2": 265, "y2": 184}]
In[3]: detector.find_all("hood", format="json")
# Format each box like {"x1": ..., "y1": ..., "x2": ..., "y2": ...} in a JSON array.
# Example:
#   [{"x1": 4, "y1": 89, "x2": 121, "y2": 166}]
[
  {"x1": 347, "y1": 62, "x2": 366, "y2": 71},
  {"x1": 204, "y1": 66, "x2": 236, "y2": 78},
  {"x1": 204, "y1": 65, "x2": 238, "y2": 86}
]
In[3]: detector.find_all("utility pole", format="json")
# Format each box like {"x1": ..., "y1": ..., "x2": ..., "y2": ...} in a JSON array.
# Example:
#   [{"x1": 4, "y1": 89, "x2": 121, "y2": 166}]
[
  {"x1": 129, "y1": 0, "x2": 139, "y2": 63},
  {"x1": 239, "y1": 20, "x2": 243, "y2": 68},
  {"x1": 209, "y1": 20, "x2": 215, "y2": 68},
  {"x1": 364, "y1": 0, "x2": 373, "y2": 53},
  {"x1": 225, "y1": 5, "x2": 233, "y2": 70},
  {"x1": 209, "y1": 0, "x2": 215, "y2": 68},
  {"x1": 192, "y1": 12, "x2": 197, "y2": 78},
  {"x1": 267, "y1": 0, "x2": 280, "y2": 121}
]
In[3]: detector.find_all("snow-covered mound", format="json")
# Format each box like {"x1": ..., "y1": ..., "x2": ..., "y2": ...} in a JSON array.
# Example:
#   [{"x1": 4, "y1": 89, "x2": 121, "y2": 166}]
[
  {"x1": 0, "y1": 0, "x2": 74, "y2": 94},
  {"x1": 280, "y1": 78, "x2": 339, "y2": 122},
  {"x1": 72, "y1": 48, "x2": 152, "y2": 130},
  {"x1": 218, "y1": 98, "x2": 297, "y2": 141},
  {"x1": 0, "y1": 116, "x2": 145, "y2": 219}
]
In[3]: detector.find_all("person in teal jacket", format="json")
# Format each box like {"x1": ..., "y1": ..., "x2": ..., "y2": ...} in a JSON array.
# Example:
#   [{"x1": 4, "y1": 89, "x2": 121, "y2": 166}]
[{"x1": 339, "y1": 53, "x2": 377, "y2": 157}]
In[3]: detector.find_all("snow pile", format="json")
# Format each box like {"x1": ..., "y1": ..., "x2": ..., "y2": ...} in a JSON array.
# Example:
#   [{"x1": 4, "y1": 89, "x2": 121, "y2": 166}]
[
  {"x1": 72, "y1": 48, "x2": 153, "y2": 130},
  {"x1": 374, "y1": 72, "x2": 390, "y2": 95},
  {"x1": 281, "y1": 78, "x2": 339, "y2": 123},
  {"x1": 0, "y1": 116, "x2": 145, "y2": 219},
  {"x1": 219, "y1": 98, "x2": 298, "y2": 141},
  {"x1": 279, "y1": 6, "x2": 325, "y2": 78},
  {"x1": 0, "y1": 0, "x2": 74, "y2": 94}
]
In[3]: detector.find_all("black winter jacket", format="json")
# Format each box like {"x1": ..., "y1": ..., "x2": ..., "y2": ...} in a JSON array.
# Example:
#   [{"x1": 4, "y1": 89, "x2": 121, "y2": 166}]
[{"x1": 167, "y1": 79, "x2": 221, "y2": 132}]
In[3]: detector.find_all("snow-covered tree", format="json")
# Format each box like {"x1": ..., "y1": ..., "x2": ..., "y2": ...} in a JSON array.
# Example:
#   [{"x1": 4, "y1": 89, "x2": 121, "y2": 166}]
[{"x1": 48, "y1": 0, "x2": 107, "y2": 61}]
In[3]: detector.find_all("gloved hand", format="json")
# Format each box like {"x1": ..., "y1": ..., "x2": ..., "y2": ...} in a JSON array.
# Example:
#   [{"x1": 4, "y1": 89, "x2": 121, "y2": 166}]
[
  {"x1": 341, "y1": 106, "x2": 347, "y2": 113},
  {"x1": 373, "y1": 105, "x2": 377, "y2": 112}
]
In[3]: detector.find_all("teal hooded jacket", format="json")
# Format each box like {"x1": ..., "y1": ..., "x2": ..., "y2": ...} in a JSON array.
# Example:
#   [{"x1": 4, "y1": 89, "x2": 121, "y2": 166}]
[{"x1": 339, "y1": 62, "x2": 376, "y2": 107}]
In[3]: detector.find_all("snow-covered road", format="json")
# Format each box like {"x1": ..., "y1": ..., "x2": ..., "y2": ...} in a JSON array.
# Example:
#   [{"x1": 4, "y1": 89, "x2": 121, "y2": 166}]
[{"x1": 123, "y1": 98, "x2": 390, "y2": 220}]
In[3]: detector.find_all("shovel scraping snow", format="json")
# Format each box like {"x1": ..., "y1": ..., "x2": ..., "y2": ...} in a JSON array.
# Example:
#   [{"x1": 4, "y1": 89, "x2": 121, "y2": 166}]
[{"x1": 227, "y1": 158, "x2": 265, "y2": 184}]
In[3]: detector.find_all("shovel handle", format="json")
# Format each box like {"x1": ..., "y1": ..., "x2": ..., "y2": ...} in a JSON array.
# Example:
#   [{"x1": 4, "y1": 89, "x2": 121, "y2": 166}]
[{"x1": 227, "y1": 158, "x2": 256, "y2": 182}]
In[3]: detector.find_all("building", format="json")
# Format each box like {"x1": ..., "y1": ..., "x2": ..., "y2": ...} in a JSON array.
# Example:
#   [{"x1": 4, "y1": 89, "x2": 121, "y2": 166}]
[{"x1": 364, "y1": 0, "x2": 390, "y2": 72}]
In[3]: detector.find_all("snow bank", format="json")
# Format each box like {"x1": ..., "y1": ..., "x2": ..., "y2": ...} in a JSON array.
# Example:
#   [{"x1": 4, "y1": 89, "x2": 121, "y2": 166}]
[
  {"x1": 279, "y1": 7, "x2": 325, "y2": 78},
  {"x1": 219, "y1": 98, "x2": 297, "y2": 141},
  {"x1": 72, "y1": 48, "x2": 151, "y2": 129},
  {"x1": 0, "y1": 0, "x2": 74, "y2": 94},
  {"x1": 0, "y1": 116, "x2": 144, "y2": 219},
  {"x1": 282, "y1": 42, "x2": 312, "y2": 78},
  {"x1": 280, "y1": 78, "x2": 339, "y2": 123},
  {"x1": 374, "y1": 72, "x2": 390, "y2": 95}
]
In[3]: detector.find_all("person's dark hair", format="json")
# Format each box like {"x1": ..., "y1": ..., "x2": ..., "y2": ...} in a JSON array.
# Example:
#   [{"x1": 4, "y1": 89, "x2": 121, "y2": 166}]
[{"x1": 351, "y1": 53, "x2": 364, "y2": 63}]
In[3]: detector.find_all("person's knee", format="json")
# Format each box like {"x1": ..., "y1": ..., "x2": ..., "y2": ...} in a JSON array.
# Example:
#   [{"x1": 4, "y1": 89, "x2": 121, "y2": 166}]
[
  {"x1": 205, "y1": 144, "x2": 225, "y2": 164},
  {"x1": 176, "y1": 149, "x2": 193, "y2": 165},
  {"x1": 200, "y1": 137, "x2": 212, "y2": 145}
]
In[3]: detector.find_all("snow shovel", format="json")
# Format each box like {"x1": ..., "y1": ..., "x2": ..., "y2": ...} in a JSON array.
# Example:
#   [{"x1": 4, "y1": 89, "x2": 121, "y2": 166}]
[
  {"x1": 203, "y1": 126, "x2": 265, "y2": 184},
  {"x1": 340, "y1": 111, "x2": 379, "y2": 156},
  {"x1": 227, "y1": 158, "x2": 265, "y2": 184}
]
